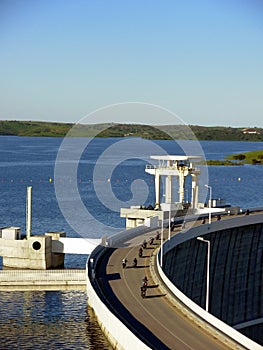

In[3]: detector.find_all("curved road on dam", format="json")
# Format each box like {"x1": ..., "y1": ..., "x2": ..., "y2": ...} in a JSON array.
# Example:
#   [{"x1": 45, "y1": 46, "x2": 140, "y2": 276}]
[{"x1": 96, "y1": 226, "x2": 233, "y2": 350}]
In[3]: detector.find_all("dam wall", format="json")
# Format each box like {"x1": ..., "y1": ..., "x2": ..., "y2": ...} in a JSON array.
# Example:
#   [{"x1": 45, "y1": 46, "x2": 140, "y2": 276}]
[{"x1": 161, "y1": 214, "x2": 263, "y2": 346}]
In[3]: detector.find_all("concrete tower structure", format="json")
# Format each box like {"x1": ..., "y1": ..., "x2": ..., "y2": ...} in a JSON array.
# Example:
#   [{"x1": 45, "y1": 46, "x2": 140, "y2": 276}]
[
  {"x1": 120, "y1": 155, "x2": 202, "y2": 229},
  {"x1": 145, "y1": 155, "x2": 201, "y2": 211}
]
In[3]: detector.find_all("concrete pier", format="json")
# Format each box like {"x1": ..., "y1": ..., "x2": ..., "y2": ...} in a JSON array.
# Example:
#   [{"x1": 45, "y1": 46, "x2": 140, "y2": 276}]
[{"x1": 0, "y1": 269, "x2": 86, "y2": 291}]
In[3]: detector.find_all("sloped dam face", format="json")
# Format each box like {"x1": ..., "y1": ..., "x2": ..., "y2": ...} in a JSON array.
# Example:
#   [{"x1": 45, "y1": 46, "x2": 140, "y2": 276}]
[{"x1": 163, "y1": 220, "x2": 263, "y2": 345}]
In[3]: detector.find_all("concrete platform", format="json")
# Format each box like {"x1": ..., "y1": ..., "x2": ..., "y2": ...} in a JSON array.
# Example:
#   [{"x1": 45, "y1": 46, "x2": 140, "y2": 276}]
[{"x1": 0, "y1": 269, "x2": 86, "y2": 291}]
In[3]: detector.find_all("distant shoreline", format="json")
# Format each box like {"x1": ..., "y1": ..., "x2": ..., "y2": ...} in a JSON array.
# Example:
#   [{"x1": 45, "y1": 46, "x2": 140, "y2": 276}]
[{"x1": 0, "y1": 120, "x2": 263, "y2": 142}]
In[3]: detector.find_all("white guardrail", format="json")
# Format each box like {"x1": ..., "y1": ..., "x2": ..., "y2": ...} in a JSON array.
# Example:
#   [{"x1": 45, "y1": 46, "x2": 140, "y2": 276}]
[{"x1": 103, "y1": 224, "x2": 157, "y2": 247}]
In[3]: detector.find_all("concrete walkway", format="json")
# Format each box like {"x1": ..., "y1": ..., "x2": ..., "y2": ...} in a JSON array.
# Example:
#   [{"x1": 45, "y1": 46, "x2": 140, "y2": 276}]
[{"x1": 0, "y1": 269, "x2": 86, "y2": 291}]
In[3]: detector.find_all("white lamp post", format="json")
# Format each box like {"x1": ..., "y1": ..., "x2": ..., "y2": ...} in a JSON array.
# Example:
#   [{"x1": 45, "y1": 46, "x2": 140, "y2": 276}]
[
  {"x1": 197, "y1": 236, "x2": 210, "y2": 312},
  {"x1": 160, "y1": 211, "x2": 164, "y2": 267},
  {"x1": 205, "y1": 184, "x2": 212, "y2": 224}
]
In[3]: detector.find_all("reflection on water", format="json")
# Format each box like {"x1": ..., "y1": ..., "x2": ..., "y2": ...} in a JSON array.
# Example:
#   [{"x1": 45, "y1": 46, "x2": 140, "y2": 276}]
[{"x1": 0, "y1": 291, "x2": 112, "y2": 350}]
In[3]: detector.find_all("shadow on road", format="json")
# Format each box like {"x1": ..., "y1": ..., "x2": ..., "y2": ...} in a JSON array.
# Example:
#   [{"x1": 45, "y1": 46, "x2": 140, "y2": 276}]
[
  {"x1": 125, "y1": 265, "x2": 150, "y2": 269},
  {"x1": 105, "y1": 273, "x2": 121, "y2": 281},
  {"x1": 144, "y1": 294, "x2": 166, "y2": 299},
  {"x1": 147, "y1": 284, "x2": 159, "y2": 288}
]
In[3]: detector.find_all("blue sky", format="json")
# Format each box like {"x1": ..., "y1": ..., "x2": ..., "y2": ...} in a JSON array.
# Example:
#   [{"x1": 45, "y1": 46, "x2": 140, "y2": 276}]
[{"x1": 0, "y1": 0, "x2": 262, "y2": 127}]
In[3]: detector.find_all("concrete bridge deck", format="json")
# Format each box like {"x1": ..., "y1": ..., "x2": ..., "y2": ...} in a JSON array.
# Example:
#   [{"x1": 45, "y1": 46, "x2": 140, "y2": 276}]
[
  {"x1": 0, "y1": 269, "x2": 86, "y2": 291},
  {"x1": 93, "y1": 223, "x2": 237, "y2": 350}
]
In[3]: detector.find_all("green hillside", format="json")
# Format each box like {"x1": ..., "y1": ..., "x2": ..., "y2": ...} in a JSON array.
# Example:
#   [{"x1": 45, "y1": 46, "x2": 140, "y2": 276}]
[
  {"x1": 0, "y1": 121, "x2": 73, "y2": 137},
  {"x1": 0, "y1": 120, "x2": 263, "y2": 141}
]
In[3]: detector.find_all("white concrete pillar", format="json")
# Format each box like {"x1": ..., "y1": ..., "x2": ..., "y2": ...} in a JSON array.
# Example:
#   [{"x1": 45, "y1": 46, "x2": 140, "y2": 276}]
[
  {"x1": 26, "y1": 186, "x2": 32, "y2": 239},
  {"x1": 195, "y1": 182, "x2": 199, "y2": 209},
  {"x1": 191, "y1": 175, "x2": 199, "y2": 209},
  {"x1": 155, "y1": 172, "x2": 161, "y2": 208},
  {"x1": 178, "y1": 170, "x2": 185, "y2": 204},
  {"x1": 165, "y1": 175, "x2": 172, "y2": 203},
  {"x1": 191, "y1": 175, "x2": 196, "y2": 209}
]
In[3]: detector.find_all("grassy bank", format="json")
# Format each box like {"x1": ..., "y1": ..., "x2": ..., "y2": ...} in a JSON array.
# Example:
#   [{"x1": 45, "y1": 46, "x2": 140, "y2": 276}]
[
  {"x1": 204, "y1": 150, "x2": 263, "y2": 166},
  {"x1": 227, "y1": 150, "x2": 263, "y2": 164},
  {"x1": 205, "y1": 160, "x2": 243, "y2": 166}
]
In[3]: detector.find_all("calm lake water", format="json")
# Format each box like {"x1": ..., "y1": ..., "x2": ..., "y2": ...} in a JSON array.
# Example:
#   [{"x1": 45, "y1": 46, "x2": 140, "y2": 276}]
[
  {"x1": 0, "y1": 291, "x2": 112, "y2": 350},
  {"x1": 0, "y1": 136, "x2": 263, "y2": 349}
]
